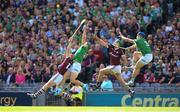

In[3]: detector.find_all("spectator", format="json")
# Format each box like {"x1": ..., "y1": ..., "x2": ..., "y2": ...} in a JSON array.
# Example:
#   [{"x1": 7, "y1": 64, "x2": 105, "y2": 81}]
[
  {"x1": 15, "y1": 69, "x2": 26, "y2": 86},
  {"x1": 81, "y1": 49, "x2": 97, "y2": 82},
  {"x1": 121, "y1": 67, "x2": 132, "y2": 82},
  {"x1": 154, "y1": 69, "x2": 164, "y2": 83},
  {"x1": 43, "y1": 67, "x2": 52, "y2": 83},
  {"x1": 173, "y1": 67, "x2": 180, "y2": 86},
  {"x1": 159, "y1": 70, "x2": 175, "y2": 84},
  {"x1": 3, "y1": 67, "x2": 15, "y2": 86},
  {"x1": 32, "y1": 68, "x2": 43, "y2": 83},
  {"x1": 92, "y1": 63, "x2": 105, "y2": 83},
  {"x1": 108, "y1": 32, "x2": 117, "y2": 45},
  {"x1": 144, "y1": 70, "x2": 155, "y2": 83},
  {"x1": 92, "y1": 68, "x2": 99, "y2": 83},
  {"x1": 100, "y1": 75, "x2": 113, "y2": 91}
]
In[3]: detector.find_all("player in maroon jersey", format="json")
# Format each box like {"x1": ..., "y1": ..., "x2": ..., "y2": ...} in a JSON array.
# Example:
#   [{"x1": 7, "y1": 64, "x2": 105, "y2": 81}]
[
  {"x1": 93, "y1": 35, "x2": 135, "y2": 97},
  {"x1": 27, "y1": 19, "x2": 86, "y2": 98},
  {"x1": 27, "y1": 37, "x2": 73, "y2": 99}
]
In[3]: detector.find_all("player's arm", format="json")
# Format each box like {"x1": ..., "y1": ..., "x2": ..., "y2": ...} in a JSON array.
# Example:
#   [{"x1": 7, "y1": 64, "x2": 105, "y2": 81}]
[
  {"x1": 81, "y1": 27, "x2": 87, "y2": 45},
  {"x1": 121, "y1": 54, "x2": 128, "y2": 66},
  {"x1": 65, "y1": 37, "x2": 73, "y2": 57},
  {"x1": 119, "y1": 31, "x2": 135, "y2": 43},
  {"x1": 93, "y1": 35, "x2": 108, "y2": 48},
  {"x1": 125, "y1": 44, "x2": 136, "y2": 51}
]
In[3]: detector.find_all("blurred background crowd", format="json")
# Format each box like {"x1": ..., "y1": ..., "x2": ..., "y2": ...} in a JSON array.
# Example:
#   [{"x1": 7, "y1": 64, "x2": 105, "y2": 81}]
[{"x1": 0, "y1": 0, "x2": 179, "y2": 89}]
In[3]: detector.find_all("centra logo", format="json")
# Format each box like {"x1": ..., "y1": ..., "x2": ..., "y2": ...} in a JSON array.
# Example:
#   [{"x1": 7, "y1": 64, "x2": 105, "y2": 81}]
[{"x1": 121, "y1": 95, "x2": 179, "y2": 107}]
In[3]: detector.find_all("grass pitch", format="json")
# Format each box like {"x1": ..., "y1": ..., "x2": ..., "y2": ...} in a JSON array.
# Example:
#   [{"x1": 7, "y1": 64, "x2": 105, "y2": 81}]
[{"x1": 0, "y1": 107, "x2": 179, "y2": 112}]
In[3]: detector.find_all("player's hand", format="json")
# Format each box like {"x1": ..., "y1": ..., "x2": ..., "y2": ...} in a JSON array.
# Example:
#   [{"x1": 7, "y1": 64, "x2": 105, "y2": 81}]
[
  {"x1": 69, "y1": 37, "x2": 73, "y2": 42},
  {"x1": 92, "y1": 35, "x2": 98, "y2": 40},
  {"x1": 118, "y1": 31, "x2": 123, "y2": 38}
]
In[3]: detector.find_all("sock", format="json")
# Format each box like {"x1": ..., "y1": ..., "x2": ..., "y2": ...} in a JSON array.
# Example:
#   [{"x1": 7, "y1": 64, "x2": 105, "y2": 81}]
[
  {"x1": 34, "y1": 89, "x2": 45, "y2": 97},
  {"x1": 128, "y1": 89, "x2": 134, "y2": 93},
  {"x1": 128, "y1": 89, "x2": 131, "y2": 93}
]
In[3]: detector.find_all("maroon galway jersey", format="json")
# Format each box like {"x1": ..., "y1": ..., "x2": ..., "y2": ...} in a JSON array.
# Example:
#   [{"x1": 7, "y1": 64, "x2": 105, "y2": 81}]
[
  {"x1": 58, "y1": 57, "x2": 72, "y2": 75},
  {"x1": 108, "y1": 45, "x2": 124, "y2": 65}
]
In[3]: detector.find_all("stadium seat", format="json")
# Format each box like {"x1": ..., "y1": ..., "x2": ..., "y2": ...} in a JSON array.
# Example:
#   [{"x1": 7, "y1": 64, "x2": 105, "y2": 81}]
[
  {"x1": 160, "y1": 83, "x2": 169, "y2": 87},
  {"x1": 140, "y1": 83, "x2": 150, "y2": 87},
  {"x1": 150, "y1": 83, "x2": 160, "y2": 87}
]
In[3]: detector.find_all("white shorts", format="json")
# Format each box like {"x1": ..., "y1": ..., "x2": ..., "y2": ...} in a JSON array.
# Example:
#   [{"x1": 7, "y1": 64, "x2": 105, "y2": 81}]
[
  {"x1": 106, "y1": 65, "x2": 122, "y2": 74},
  {"x1": 140, "y1": 54, "x2": 153, "y2": 65},
  {"x1": 50, "y1": 73, "x2": 63, "y2": 85},
  {"x1": 68, "y1": 62, "x2": 81, "y2": 74}
]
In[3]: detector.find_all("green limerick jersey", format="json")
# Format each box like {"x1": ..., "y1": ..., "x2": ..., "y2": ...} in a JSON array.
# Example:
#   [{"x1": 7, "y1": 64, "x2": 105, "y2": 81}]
[
  {"x1": 73, "y1": 43, "x2": 90, "y2": 63},
  {"x1": 134, "y1": 38, "x2": 152, "y2": 55}
]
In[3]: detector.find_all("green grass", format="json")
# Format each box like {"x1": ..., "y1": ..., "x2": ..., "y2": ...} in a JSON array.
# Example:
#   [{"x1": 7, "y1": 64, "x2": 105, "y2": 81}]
[{"x1": 0, "y1": 107, "x2": 179, "y2": 112}]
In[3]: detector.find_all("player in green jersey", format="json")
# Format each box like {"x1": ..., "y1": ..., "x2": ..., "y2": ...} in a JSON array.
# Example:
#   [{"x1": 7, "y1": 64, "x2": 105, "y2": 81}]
[
  {"x1": 119, "y1": 32, "x2": 153, "y2": 86},
  {"x1": 27, "y1": 19, "x2": 87, "y2": 97},
  {"x1": 56, "y1": 26, "x2": 89, "y2": 95}
]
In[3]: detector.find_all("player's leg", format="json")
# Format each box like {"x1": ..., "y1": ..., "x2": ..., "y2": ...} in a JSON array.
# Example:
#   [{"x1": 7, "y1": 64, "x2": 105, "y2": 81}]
[
  {"x1": 127, "y1": 54, "x2": 153, "y2": 86},
  {"x1": 70, "y1": 72, "x2": 83, "y2": 86},
  {"x1": 111, "y1": 65, "x2": 135, "y2": 97},
  {"x1": 45, "y1": 73, "x2": 63, "y2": 91},
  {"x1": 96, "y1": 66, "x2": 115, "y2": 89},
  {"x1": 53, "y1": 71, "x2": 71, "y2": 95},
  {"x1": 68, "y1": 62, "x2": 82, "y2": 85},
  {"x1": 131, "y1": 51, "x2": 142, "y2": 67},
  {"x1": 97, "y1": 66, "x2": 114, "y2": 83},
  {"x1": 27, "y1": 73, "x2": 61, "y2": 98},
  {"x1": 69, "y1": 72, "x2": 88, "y2": 91},
  {"x1": 68, "y1": 62, "x2": 88, "y2": 90},
  {"x1": 52, "y1": 73, "x2": 67, "y2": 96},
  {"x1": 57, "y1": 71, "x2": 70, "y2": 89},
  {"x1": 114, "y1": 73, "x2": 134, "y2": 97}
]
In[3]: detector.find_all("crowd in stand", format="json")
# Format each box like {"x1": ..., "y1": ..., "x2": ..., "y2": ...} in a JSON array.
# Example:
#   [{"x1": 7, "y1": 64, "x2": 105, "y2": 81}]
[{"x1": 0, "y1": 0, "x2": 179, "y2": 88}]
